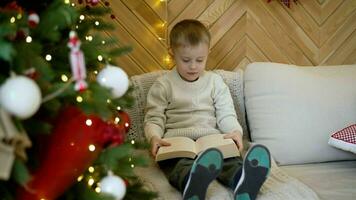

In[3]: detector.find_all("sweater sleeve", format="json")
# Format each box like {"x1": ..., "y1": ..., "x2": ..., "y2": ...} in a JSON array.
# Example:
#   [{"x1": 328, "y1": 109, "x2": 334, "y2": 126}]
[
  {"x1": 144, "y1": 80, "x2": 168, "y2": 142},
  {"x1": 213, "y1": 75, "x2": 243, "y2": 135}
]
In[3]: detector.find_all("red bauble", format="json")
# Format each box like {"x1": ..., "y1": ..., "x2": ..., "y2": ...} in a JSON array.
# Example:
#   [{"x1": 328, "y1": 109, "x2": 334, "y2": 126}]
[{"x1": 17, "y1": 106, "x2": 120, "y2": 200}]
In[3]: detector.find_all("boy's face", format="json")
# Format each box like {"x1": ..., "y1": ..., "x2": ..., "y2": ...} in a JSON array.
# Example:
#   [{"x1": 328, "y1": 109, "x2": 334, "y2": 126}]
[{"x1": 172, "y1": 42, "x2": 209, "y2": 82}]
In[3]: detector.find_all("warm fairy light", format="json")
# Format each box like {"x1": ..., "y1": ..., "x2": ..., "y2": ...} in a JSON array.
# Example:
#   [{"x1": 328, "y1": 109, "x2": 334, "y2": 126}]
[
  {"x1": 160, "y1": 0, "x2": 166, "y2": 2},
  {"x1": 93, "y1": 70, "x2": 98, "y2": 75},
  {"x1": 89, "y1": 144, "x2": 96, "y2": 152},
  {"x1": 95, "y1": 187, "x2": 101, "y2": 193},
  {"x1": 160, "y1": 22, "x2": 166, "y2": 27},
  {"x1": 17, "y1": 14, "x2": 22, "y2": 19},
  {"x1": 131, "y1": 140, "x2": 135, "y2": 145},
  {"x1": 86, "y1": 35, "x2": 93, "y2": 41},
  {"x1": 88, "y1": 166, "x2": 95, "y2": 173},
  {"x1": 79, "y1": 15, "x2": 85, "y2": 20},
  {"x1": 114, "y1": 117, "x2": 120, "y2": 124},
  {"x1": 164, "y1": 55, "x2": 172, "y2": 65},
  {"x1": 106, "y1": 99, "x2": 111, "y2": 104},
  {"x1": 101, "y1": 40, "x2": 106, "y2": 44},
  {"x1": 108, "y1": 57, "x2": 112, "y2": 62},
  {"x1": 88, "y1": 178, "x2": 95, "y2": 186},
  {"x1": 77, "y1": 175, "x2": 84, "y2": 182},
  {"x1": 75, "y1": 25, "x2": 79, "y2": 29},
  {"x1": 129, "y1": 157, "x2": 132, "y2": 162},
  {"x1": 61, "y1": 74, "x2": 68, "y2": 82},
  {"x1": 45, "y1": 54, "x2": 52, "y2": 61},
  {"x1": 86, "y1": 119, "x2": 93, "y2": 126},
  {"x1": 71, "y1": 3, "x2": 75, "y2": 6},
  {"x1": 158, "y1": 37, "x2": 164, "y2": 41},
  {"x1": 76, "y1": 96, "x2": 83, "y2": 103},
  {"x1": 116, "y1": 106, "x2": 121, "y2": 111},
  {"x1": 26, "y1": 36, "x2": 32, "y2": 43},
  {"x1": 64, "y1": 0, "x2": 70, "y2": 4},
  {"x1": 131, "y1": 164, "x2": 135, "y2": 168},
  {"x1": 125, "y1": 122, "x2": 129, "y2": 128},
  {"x1": 10, "y1": 17, "x2": 15, "y2": 23},
  {"x1": 95, "y1": 21, "x2": 100, "y2": 26},
  {"x1": 97, "y1": 55, "x2": 103, "y2": 61}
]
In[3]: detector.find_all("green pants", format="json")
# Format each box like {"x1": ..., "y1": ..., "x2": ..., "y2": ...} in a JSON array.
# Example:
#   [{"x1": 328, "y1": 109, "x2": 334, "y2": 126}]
[{"x1": 158, "y1": 156, "x2": 243, "y2": 192}]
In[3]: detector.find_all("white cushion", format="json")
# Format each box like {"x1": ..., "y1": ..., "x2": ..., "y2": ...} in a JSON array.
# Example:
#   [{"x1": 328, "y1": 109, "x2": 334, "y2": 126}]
[{"x1": 244, "y1": 62, "x2": 356, "y2": 165}]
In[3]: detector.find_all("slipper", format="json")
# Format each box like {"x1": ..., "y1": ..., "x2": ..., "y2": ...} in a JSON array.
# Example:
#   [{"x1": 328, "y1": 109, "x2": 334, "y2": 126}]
[
  {"x1": 234, "y1": 144, "x2": 271, "y2": 200},
  {"x1": 183, "y1": 148, "x2": 223, "y2": 200}
]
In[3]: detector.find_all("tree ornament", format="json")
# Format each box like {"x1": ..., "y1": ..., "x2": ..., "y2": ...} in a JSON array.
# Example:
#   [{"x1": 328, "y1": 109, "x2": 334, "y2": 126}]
[
  {"x1": 67, "y1": 31, "x2": 88, "y2": 92},
  {"x1": 28, "y1": 12, "x2": 40, "y2": 28},
  {"x1": 0, "y1": 75, "x2": 41, "y2": 119},
  {"x1": 97, "y1": 65, "x2": 129, "y2": 98},
  {"x1": 100, "y1": 171, "x2": 126, "y2": 200},
  {"x1": 16, "y1": 106, "x2": 121, "y2": 200}
]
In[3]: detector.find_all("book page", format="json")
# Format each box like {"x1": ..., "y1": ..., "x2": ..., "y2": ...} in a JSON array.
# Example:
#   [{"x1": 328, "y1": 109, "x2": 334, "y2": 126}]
[
  {"x1": 155, "y1": 137, "x2": 197, "y2": 161},
  {"x1": 196, "y1": 134, "x2": 240, "y2": 158}
]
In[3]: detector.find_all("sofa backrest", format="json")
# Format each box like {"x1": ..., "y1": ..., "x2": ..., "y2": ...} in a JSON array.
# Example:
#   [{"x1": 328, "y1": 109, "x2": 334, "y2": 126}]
[{"x1": 126, "y1": 69, "x2": 249, "y2": 142}]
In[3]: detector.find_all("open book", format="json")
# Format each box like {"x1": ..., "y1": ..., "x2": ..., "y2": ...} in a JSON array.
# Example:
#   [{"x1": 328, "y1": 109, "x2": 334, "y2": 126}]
[{"x1": 155, "y1": 134, "x2": 240, "y2": 161}]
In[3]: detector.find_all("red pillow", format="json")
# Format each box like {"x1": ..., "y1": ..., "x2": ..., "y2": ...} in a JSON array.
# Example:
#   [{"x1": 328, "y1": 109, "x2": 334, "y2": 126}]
[{"x1": 328, "y1": 124, "x2": 356, "y2": 154}]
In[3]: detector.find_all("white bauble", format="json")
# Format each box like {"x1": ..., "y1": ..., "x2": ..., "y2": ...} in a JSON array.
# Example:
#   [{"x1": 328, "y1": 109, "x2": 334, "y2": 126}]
[
  {"x1": 100, "y1": 174, "x2": 126, "y2": 200},
  {"x1": 0, "y1": 75, "x2": 41, "y2": 119},
  {"x1": 97, "y1": 65, "x2": 129, "y2": 98}
]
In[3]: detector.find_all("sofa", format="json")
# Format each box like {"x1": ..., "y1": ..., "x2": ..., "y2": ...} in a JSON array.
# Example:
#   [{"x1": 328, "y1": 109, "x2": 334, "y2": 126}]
[{"x1": 126, "y1": 62, "x2": 356, "y2": 200}]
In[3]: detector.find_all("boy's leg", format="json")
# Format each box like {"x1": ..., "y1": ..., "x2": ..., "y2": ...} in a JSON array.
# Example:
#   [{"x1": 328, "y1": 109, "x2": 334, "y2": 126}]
[
  {"x1": 233, "y1": 144, "x2": 271, "y2": 200},
  {"x1": 216, "y1": 157, "x2": 243, "y2": 189},
  {"x1": 183, "y1": 148, "x2": 224, "y2": 200},
  {"x1": 158, "y1": 158, "x2": 194, "y2": 192}
]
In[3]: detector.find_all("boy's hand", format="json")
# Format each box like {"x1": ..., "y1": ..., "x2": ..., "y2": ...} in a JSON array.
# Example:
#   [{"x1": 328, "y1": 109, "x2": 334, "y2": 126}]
[
  {"x1": 223, "y1": 131, "x2": 244, "y2": 152},
  {"x1": 150, "y1": 136, "x2": 171, "y2": 157}
]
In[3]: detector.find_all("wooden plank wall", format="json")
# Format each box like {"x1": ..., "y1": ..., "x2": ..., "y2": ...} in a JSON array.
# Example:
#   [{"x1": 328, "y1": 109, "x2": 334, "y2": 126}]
[{"x1": 107, "y1": 0, "x2": 356, "y2": 76}]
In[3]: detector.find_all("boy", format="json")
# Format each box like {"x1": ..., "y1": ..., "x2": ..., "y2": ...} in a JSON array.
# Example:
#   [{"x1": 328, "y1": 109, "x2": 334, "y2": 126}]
[{"x1": 144, "y1": 19, "x2": 271, "y2": 200}]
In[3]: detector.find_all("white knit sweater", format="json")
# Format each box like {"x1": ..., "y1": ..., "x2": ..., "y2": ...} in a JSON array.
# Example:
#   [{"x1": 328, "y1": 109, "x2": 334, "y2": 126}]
[{"x1": 144, "y1": 68, "x2": 243, "y2": 142}]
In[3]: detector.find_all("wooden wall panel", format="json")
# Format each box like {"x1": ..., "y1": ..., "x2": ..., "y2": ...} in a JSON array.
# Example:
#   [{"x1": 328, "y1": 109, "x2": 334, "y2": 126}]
[{"x1": 107, "y1": 0, "x2": 356, "y2": 76}]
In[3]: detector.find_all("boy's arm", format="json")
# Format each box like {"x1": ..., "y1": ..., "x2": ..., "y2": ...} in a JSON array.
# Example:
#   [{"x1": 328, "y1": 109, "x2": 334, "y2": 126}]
[
  {"x1": 144, "y1": 81, "x2": 168, "y2": 143},
  {"x1": 213, "y1": 75, "x2": 243, "y2": 136}
]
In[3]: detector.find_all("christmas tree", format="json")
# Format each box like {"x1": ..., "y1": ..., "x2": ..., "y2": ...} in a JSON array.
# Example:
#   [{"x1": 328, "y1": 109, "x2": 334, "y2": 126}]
[{"x1": 0, "y1": 0, "x2": 156, "y2": 199}]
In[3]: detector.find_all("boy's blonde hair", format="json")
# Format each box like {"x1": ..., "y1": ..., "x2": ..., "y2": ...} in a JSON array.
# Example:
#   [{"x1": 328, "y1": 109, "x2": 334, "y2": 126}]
[{"x1": 170, "y1": 19, "x2": 210, "y2": 50}]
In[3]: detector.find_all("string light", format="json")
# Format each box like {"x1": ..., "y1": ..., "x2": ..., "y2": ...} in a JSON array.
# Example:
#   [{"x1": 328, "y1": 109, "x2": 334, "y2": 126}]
[
  {"x1": 64, "y1": 0, "x2": 70, "y2": 4},
  {"x1": 94, "y1": 70, "x2": 98, "y2": 74},
  {"x1": 130, "y1": 164, "x2": 135, "y2": 168},
  {"x1": 79, "y1": 15, "x2": 85, "y2": 20},
  {"x1": 85, "y1": 35, "x2": 93, "y2": 41},
  {"x1": 86, "y1": 119, "x2": 93, "y2": 126},
  {"x1": 16, "y1": 14, "x2": 22, "y2": 19},
  {"x1": 45, "y1": 54, "x2": 52, "y2": 61},
  {"x1": 97, "y1": 55, "x2": 103, "y2": 61},
  {"x1": 88, "y1": 177, "x2": 95, "y2": 186},
  {"x1": 77, "y1": 175, "x2": 84, "y2": 182},
  {"x1": 76, "y1": 96, "x2": 83, "y2": 103},
  {"x1": 71, "y1": 3, "x2": 75, "y2": 7},
  {"x1": 26, "y1": 36, "x2": 32, "y2": 43},
  {"x1": 75, "y1": 25, "x2": 79, "y2": 29},
  {"x1": 88, "y1": 166, "x2": 95, "y2": 173},
  {"x1": 101, "y1": 40, "x2": 106, "y2": 44},
  {"x1": 10, "y1": 17, "x2": 15, "y2": 23},
  {"x1": 116, "y1": 106, "x2": 121, "y2": 111},
  {"x1": 88, "y1": 144, "x2": 96, "y2": 152},
  {"x1": 106, "y1": 99, "x2": 111, "y2": 104},
  {"x1": 131, "y1": 140, "x2": 135, "y2": 145},
  {"x1": 95, "y1": 187, "x2": 101, "y2": 193},
  {"x1": 95, "y1": 21, "x2": 100, "y2": 26},
  {"x1": 125, "y1": 122, "x2": 129, "y2": 128},
  {"x1": 114, "y1": 117, "x2": 120, "y2": 124},
  {"x1": 61, "y1": 74, "x2": 68, "y2": 82}
]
